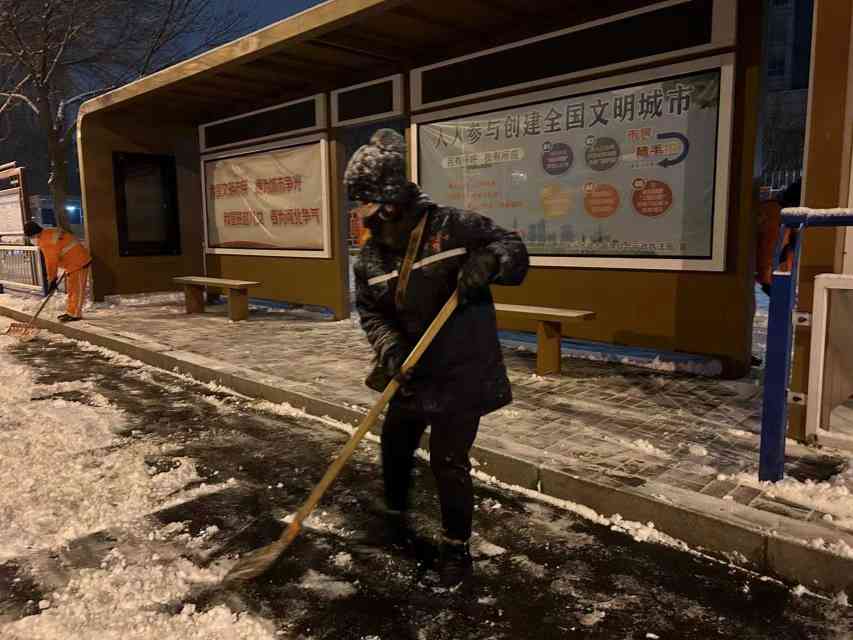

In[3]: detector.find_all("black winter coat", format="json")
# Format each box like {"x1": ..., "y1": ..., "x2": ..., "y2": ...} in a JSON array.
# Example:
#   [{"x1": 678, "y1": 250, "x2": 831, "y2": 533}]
[{"x1": 354, "y1": 192, "x2": 529, "y2": 417}]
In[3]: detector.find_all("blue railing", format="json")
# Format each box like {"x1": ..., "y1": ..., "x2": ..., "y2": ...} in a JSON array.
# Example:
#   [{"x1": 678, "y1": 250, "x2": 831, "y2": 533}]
[{"x1": 759, "y1": 208, "x2": 853, "y2": 481}]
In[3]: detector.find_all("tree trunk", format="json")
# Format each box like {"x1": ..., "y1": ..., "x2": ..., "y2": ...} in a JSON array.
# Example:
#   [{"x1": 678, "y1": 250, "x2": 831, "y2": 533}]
[
  {"x1": 37, "y1": 91, "x2": 72, "y2": 233},
  {"x1": 46, "y1": 129, "x2": 72, "y2": 232}
]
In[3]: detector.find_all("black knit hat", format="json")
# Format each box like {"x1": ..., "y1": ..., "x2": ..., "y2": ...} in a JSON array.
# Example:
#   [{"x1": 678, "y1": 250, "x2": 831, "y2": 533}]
[
  {"x1": 344, "y1": 129, "x2": 413, "y2": 204},
  {"x1": 23, "y1": 221, "x2": 43, "y2": 237}
]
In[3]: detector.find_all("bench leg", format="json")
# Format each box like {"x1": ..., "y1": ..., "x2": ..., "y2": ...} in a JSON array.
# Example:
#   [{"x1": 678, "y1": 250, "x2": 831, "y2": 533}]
[
  {"x1": 183, "y1": 285, "x2": 205, "y2": 314},
  {"x1": 228, "y1": 288, "x2": 249, "y2": 321},
  {"x1": 536, "y1": 320, "x2": 562, "y2": 376}
]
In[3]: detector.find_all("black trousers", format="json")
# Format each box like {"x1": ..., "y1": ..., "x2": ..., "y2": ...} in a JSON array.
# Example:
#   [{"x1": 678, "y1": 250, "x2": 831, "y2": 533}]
[{"x1": 381, "y1": 399, "x2": 480, "y2": 542}]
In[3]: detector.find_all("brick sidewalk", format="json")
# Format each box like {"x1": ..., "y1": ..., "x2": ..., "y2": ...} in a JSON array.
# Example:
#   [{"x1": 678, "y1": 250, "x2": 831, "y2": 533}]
[{"x1": 2, "y1": 290, "x2": 851, "y2": 557}]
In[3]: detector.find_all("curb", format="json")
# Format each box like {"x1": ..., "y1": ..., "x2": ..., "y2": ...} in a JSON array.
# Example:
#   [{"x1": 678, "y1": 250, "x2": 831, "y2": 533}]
[{"x1": 2, "y1": 303, "x2": 852, "y2": 595}]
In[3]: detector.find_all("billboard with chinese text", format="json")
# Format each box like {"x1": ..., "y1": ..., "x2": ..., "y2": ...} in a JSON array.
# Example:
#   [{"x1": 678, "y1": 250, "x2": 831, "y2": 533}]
[
  {"x1": 204, "y1": 141, "x2": 327, "y2": 252},
  {"x1": 0, "y1": 188, "x2": 25, "y2": 239},
  {"x1": 418, "y1": 68, "x2": 726, "y2": 269}
]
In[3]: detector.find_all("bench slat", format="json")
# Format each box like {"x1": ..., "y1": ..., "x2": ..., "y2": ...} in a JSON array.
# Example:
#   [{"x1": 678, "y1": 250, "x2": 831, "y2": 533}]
[
  {"x1": 174, "y1": 276, "x2": 261, "y2": 288},
  {"x1": 494, "y1": 303, "x2": 595, "y2": 322}
]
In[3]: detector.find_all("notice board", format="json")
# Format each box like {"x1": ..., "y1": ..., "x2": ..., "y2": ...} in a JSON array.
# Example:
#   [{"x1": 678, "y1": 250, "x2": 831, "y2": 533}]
[
  {"x1": 417, "y1": 60, "x2": 732, "y2": 271},
  {"x1": 204, "y1": 139, "x2": 330, "y2": 257}
]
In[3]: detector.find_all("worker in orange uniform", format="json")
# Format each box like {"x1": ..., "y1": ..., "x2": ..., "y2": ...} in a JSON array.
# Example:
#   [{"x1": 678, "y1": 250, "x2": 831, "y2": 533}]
[{"x1": 23, "y1": 221, "x2": 92, "y2": 322}]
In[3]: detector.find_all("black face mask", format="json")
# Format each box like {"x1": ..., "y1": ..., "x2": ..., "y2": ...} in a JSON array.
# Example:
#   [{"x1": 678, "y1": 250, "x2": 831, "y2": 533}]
[{"x1": 366, "y1": 205, "x2": 417, "y2": 250}]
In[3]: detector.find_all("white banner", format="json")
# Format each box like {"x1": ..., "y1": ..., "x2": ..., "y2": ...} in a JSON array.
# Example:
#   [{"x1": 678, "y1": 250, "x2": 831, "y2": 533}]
[
  {"x1": 0, "y1": 189, "x2": 24, "y2": 237},
  {"x1": 205, "y1": 142, "x2": 327, "y2": 251},
  {"x1": 419, "y1": 69, "x2": 722, "y2": 262}
]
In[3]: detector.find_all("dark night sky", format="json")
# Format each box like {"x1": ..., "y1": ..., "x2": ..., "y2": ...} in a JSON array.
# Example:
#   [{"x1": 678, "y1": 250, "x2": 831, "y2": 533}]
[{"x1": 239, "y1": 0, "x2": 327, "y2": 33}]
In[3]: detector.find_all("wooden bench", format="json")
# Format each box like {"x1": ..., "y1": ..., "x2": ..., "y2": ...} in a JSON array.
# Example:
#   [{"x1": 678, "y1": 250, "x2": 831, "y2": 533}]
[
  {"x1": 494, "y1": 303, "x2": 596, "y2": 376},
  {"x1": 173, "y1": 276, "x2": 261, "y2": 322}
]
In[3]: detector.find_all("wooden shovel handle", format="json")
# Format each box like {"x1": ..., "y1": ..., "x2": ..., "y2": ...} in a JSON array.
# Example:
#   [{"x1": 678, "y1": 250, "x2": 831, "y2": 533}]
[{"x1": 23, "y1": 272, "x2": 68, "y2": 331}]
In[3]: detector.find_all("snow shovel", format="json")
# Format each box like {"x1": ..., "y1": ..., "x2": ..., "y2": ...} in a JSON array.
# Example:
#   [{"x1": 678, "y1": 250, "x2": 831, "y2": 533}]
[
  {"x1": 224, "y1": 289, "x2": 460, "y2": 584},
  {"x1": 3, "y1": 272, "x2": 67, "y2": 342}
]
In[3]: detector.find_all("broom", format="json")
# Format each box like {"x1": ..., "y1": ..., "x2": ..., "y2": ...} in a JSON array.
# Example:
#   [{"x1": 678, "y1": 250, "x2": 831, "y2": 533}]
[{"x1": 3, "y1": 272, "x2": 68, "y2": 342}]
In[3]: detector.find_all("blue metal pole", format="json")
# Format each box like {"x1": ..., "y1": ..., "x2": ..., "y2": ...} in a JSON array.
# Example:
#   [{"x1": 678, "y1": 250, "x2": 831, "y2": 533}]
[{"x1": 758, "y1": 226, "x2": 803, "y2": 481}]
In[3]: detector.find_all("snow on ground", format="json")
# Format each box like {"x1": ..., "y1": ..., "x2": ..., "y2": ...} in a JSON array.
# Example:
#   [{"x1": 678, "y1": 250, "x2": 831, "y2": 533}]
[
  {"x1": 0, "y1": 333, "x2": 219, "y2": 559},
  {"x1": 688, "y1": 445, "x2": 708, "y2": 457},
  {"x1": 628, "y1": 438, "x2": 671, "y2": 459},
  {"x1": 299, "y1": 569, "x2": 358, "y2": 600},
  {"x1": 724, "y1": 462, "x2": 853, "y2": 532},
  {"x1": 0, "y1": 327, "x2": 275, "y2": 639},
  {"x1": 734, "y1": 459, "x2": 853, "y2": 531},
  {"x1": 3, "y1": 546, "x2": 275, "y2": 640}
]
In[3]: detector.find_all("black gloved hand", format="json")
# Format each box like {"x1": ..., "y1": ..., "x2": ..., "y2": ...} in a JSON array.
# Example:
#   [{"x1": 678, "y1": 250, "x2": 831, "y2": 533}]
[
  {"x1": 47, "y1": 278, "x2": 58, "y2": 294},
  {"x1": 383, "y1": 344, "x2": 417, "y2": 396},
  {"x1": 382, "y1": 344, "x2": 413, "y2": 383},
  {"x1": 458, "y1": 249, "x2": 498, "y2": 305}
]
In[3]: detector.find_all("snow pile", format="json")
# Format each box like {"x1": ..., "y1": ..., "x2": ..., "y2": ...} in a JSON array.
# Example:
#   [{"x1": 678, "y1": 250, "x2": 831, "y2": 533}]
[
  {"x1": 93, "y1": 291, "x2": 184, "y2": 310},
  {"x1": 3, "y1": 549, "x2": 275, "y2": 640},
  {"x1": 619, "y1": 355, "x2": 723, "y2": 377},
  {"x1": 688, "y1": 445, "x2": 708, "y2": 457},
  {"x1": 281, "y1": 511, "x2": 354, "y2": 538},
  {"x1": 299, "y1": 569, "x2": 357, "y2": 600},
  {"x1": 330, "y1": 552, "x2": 353, "y2": 570},
  {"x1": 0, "y1": 337, "x2": 219, "y2": 558},
  {"x1": 608, "y1": 516, "x2": 685, "y2": 548},
  {"x1": 808, "y1": 537, "x2": 853, "y2": 560},
  {"x1": 628, "y1": 439, "x2": 671, "y2": 458},
  {"x1": 734, "y1": 462, "x2": 853, "y2": 531},
  {"x1": 471, "y1": 535, "x2": 507, "y2": 558}
]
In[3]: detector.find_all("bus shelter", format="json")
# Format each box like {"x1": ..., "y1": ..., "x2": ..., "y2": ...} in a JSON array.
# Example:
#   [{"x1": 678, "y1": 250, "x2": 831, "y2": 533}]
[{"x1": 78, "y1": 0, "x2": 764, "y2": 378}]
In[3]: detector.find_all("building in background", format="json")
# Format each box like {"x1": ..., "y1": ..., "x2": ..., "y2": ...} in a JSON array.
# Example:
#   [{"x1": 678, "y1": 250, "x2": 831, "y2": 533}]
[
  {"x1": 759, "y1": 0, "x2": 814, "y2": 193},
  {"x1": 29, "y1": 195, "x2": 85, "y2": 238}
]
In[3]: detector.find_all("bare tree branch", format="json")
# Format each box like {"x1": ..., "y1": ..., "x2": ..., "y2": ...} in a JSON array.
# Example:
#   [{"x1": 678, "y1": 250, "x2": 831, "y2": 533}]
[
  {"x1": 0, "y1": 0, "x2": 250, "y2": 229},
  {"x1": 0, "y1": 91, "x2": 39, "y2": 115}
]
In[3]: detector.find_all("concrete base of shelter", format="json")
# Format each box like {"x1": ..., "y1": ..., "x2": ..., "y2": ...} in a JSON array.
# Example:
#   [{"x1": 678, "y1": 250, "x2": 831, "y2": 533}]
[{"x1": 1, "y1": 300, "x2": 852, "y2": 596}]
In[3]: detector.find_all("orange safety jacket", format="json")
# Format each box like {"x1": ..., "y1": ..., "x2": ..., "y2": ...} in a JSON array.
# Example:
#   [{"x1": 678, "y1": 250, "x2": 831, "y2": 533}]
[{"x1": 35, "y1": 228, "x2": 92, "y2": 281}]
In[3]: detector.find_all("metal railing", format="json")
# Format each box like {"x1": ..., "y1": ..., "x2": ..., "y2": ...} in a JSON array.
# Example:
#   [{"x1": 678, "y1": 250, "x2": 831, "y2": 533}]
[
  {"x1": 760, "y1": 168, "x2": 803, "y2": 193},
  {"x1": 0, "y1": 245, "x2": 46, "y2": 293}
]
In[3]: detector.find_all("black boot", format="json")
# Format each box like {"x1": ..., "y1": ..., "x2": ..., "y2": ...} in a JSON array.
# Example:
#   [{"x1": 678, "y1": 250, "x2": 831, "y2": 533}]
[
  {"x1": 361, "y1": 506, "x2": 416, "y2": 550},
  {"x1": 438, "y1": 538, "x2": 472, "y2": 588},
  {"x1": 384, "y1": 509, "x2": 417, "y2": 549}
]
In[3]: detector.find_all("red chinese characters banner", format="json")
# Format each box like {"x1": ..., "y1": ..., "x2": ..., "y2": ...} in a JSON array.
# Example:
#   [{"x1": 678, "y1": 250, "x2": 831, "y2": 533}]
[{"x1": 204, "y1": 142, "x2": 326, "y2": 251}]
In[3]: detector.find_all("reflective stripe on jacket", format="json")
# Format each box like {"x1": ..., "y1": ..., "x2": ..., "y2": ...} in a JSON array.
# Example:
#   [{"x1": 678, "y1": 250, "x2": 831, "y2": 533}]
[
  {"x1": 36, "y1": 228, "x2": 92, "y2": 280},
  {"x1": 354, "y1": 190, "x2": 530, "y2": 417}
]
